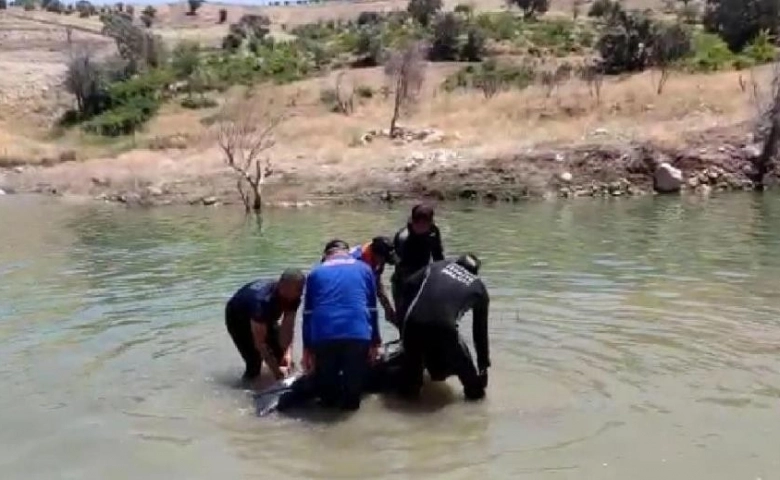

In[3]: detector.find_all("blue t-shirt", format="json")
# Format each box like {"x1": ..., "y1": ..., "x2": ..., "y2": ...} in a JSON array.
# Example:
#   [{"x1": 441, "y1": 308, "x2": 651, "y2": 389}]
[
  {"x1": 302, "y1": 254, "x2": 380, "y2": 349},
  {"x1": 228, "y1": 279, "x2": 299, "y2": 326}
]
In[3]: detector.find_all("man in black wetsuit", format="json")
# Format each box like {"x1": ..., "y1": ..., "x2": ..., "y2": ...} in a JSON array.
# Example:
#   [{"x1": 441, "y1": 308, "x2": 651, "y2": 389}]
[
  {"x1": 391, "y1": 203, "x2": 445, "y2": 323},
  {"x1": 396, "y1": 253, "x2": 490, "y2": 401}
]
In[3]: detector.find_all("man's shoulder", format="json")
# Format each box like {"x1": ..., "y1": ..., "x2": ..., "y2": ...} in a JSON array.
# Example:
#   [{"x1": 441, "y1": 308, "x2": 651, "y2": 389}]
[{"x1": 394, "y1": 226, "x2": 409, "y2": 243}]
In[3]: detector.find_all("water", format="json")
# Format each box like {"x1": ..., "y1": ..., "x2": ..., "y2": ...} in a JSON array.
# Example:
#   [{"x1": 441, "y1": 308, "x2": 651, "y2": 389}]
[{"x1": 1, "y1": 194, "x2": 780, "y2": 480}]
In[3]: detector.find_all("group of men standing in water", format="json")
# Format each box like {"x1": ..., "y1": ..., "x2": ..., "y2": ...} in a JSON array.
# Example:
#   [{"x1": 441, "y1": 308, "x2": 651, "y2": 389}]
[{"x1": 224, "y1": 203, "x2": 492, "y2": 412}]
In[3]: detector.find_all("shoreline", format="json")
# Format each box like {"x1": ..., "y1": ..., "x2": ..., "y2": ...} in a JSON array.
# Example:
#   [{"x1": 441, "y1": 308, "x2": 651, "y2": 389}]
[{"x1": 0, "y1": 126, "x2": 774, "y2": 209}]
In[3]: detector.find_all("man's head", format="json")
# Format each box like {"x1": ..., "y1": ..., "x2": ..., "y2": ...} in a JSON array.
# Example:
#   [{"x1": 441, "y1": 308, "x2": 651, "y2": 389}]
[
  {"x1": 277, "y1": 268, "x2": 305, "y2": 303},
  {"x1": 322, "y1": 239, "x2": 350, "y2": 261},
  {"x1": 455, "y1": 253, "x2": 481, "y2": 275},
  {"x1": 410, "y1": 203, "x2": 435, "y2": 235},
  {"x1": 370, "y1": 236, "x2": 399, "y2": 266}
]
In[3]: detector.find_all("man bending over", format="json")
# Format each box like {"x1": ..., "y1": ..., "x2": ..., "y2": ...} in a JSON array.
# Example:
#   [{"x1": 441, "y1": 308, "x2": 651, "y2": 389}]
[
  {"x1": 225, "y1": 269, "x2": 305, "y2": 382},
  {"x1": 397, "y1": 254, "x2": 490, "y2": 401}
]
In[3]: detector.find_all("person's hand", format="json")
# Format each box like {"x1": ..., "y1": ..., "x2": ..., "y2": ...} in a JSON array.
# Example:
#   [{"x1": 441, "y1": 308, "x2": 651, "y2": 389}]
[
  {"x1": 301, "y1": 349, "x2": 314, "y2": 373},
  {"x1": 274, "y1": 367, "x2": 288, "y2": 381},
  {"x1": 280, "y1": 351, "x2": 293, "y2": 369},
  {"x1": 368, "y1": 344, "x2": 380, "y2": 364}
]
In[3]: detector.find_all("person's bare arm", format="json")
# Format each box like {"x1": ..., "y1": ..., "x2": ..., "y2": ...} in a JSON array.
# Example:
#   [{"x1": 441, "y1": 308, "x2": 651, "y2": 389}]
[
  {"x1": 251, "y1": 321, "x2": 285, "y2": 380},
  {"x1": 376, "y1": 278, "x2": 396, "y2": 324},
  {"x1": 279, "y1": 309, "x2": 296, "y2": 360}
]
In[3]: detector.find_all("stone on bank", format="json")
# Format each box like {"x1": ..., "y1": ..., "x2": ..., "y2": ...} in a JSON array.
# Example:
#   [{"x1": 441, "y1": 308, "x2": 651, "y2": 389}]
[{"x1": 653, "y1": 162, "x2": 683, "y2": 194}]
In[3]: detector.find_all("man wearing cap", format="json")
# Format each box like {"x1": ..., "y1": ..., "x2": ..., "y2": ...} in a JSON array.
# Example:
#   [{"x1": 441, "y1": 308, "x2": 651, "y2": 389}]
[
  {"x1": 350, "y1": 236, "x2": 399, "y2": 329},
  {"x1": 225, "y1": 269, "x2": 305, "y2": 382},
  {"x1": 391, "y1": 203, "x2": 445, "y2": 327},
  {"x1": 302, "y1": 240, "x2": 382, "y2": 411},
  {"x1": 395, "y1": 253, "x2": 491, "y2": 401}
]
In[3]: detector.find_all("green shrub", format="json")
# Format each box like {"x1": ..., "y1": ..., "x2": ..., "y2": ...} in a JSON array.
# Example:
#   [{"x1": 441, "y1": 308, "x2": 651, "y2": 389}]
[
  {"x1": 684, "y1": 31, "x2": 736, "y2": 72},
  {"x1": 588, "y1": 0, "x2": 620, "y2": 18},
  {"x1": 742, "y1": 30, "x2": 777, "y2": 64},
  {"x1": 443, "y1": 59, "x2": 536, "y2": 97},
  {"x1": 475, "y1": 12, "x2": 522, "y2": 41},
  {"x1": 82, "y1": 99, "x2": 158, "y2": 136}
]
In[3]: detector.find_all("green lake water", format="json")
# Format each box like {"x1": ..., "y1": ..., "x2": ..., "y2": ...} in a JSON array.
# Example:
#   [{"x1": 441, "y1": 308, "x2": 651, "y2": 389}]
[{"x1": 1, "y1": 194, "x2": 779, "y2": 479}]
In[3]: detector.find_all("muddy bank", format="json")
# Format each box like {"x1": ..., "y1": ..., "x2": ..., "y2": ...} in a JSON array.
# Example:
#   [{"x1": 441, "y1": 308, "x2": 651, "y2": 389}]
[{"x1": 1, "y1": 128, "x2": 777, "y2": 208}]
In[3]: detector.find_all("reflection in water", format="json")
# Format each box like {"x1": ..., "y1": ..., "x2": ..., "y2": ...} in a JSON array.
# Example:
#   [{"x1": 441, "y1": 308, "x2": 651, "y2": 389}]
[{"x1": 1, "y1": 194, "x2": 780, "y2": 479}]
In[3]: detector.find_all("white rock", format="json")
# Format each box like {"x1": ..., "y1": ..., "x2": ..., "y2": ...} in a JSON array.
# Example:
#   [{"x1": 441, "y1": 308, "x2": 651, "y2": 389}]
[
  {"x1": 0, "y1": 188, "x2": 6, "y2": 195},
  {"x1": 654, "y1": 162, "x2": 683, "y2": 193},
  {"x1": 555, "y1": 153, "x2": 565, "y2": 162},
  {"x1": 743, "y1": 144, "x2": 761, "y2": 159},
  {"x1": 559, "y1": 171, "x2": 573, "y2": 182}
]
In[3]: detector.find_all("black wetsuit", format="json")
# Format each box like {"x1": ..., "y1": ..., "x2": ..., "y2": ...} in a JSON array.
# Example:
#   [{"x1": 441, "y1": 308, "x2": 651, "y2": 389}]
[
  {"x1": 390, "y1": 223, "x2": 444, "y2": 320},
  {"x1": 397, "y1": 260, "x2": 490, "y2": 400},
  {"x1": 225, "y1": 279, "x2": 299, "y2": 380}
]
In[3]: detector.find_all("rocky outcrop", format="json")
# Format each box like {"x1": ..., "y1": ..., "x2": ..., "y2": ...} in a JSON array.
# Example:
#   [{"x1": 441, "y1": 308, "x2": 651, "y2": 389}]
[
  {"x1": 360, "y1": 126, "x2": 447, "y2": 145},
  {"x1": 653, "y1": 162, "x2": 683, "y2": 193}
]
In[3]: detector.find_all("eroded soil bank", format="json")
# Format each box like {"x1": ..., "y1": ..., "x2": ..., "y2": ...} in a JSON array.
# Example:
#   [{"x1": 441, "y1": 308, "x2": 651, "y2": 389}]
[{"x1": 0, "y1": 125, "x2": 776, "y2": 208}]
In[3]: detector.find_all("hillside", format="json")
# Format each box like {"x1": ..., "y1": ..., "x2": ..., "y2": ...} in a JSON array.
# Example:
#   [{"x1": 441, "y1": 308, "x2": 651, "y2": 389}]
[{"x1": 0, "y1": 0, "x2": 775, "y2": 206}]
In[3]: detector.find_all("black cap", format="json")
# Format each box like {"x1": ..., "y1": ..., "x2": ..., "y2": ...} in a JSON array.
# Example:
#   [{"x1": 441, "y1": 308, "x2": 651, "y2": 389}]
[
  {"x1": 371, "y1": 236, "x2": 398, "y2": 265},
  {"x1": 455, "y1": 253, "x2": 481, "y2": 275},
  {"x1": 322, "y1": 239, "x2": 349, "y2": 255}
]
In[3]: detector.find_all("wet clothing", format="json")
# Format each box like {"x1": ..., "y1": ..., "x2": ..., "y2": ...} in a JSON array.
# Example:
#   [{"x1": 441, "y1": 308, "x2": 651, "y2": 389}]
[
  {"x1": 225, "y1": 279, "x2": 299, "y2": 379},
  {"x1": 312, "y1": 339, "x2": 371, "y2": 410},
  {"x1": 397, "y1": 260, "x2": 490, "y2": 399},
  {"x1": 302, "y1": 254, "x2": 380, "y2": 348},
  {"x1": 391, "y1": 223, "x2": 444, "y2": 315},
  {"x1": 303, "y1": 253, "x2": 380, "y2": 410}
]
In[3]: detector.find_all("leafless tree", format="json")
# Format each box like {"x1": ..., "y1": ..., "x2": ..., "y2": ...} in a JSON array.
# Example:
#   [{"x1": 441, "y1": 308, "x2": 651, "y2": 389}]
[
  {"x1": 216, "y1": 98, "x2": 288, "y2": 213},
  {"x1": 384, "y1": 41, "x2": 427, "y2": 137},
  {"x1": 751, "y1": 62, "x2": 780, "y2": 191},
  {"x1": 579, "y1": 61, "x2": 604, "y2": 104}
]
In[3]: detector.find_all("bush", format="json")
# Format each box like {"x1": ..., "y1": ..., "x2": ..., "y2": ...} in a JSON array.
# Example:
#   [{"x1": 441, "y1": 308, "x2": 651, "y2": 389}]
[
  {"x1": 218, "y1": 8, "x2": 227, "y2": 24},
  {"x1": 407, "y1": 0, "x2": 442, "y2": 27},
  {"x1": 82, "y1": 101, "x2": 157, "y2": 136},
  {"x1": 454, "y1": 3, "x2": 472, "y2": 16},
  {"x1": 461, "y1": 26, "x2": 487, "y2": 61},
  {"x1": 703, "y1": 0, "x2": 780, "y2": 52},
  {"x1": 506, "y1": 0, "x2": 549, "y2": 19},
  {"x1": 443, "y1": 59, "x2": 536, "y2": 98},
  {"x1": 684, "y1": 31, "x2": 736, "y2": 72},
  {"x1": 357, "y1": 11, "x2": 381, "y2": 25},
  {"x1": 0, "y1": 0, "x2": 6, "y2": 9},
  {"x1": 743, "y1": 29, "x2": 777, "y2": 64},
  {"x1": 187, "y1": 0, "x2": 202, "y2": 15},
  {"x1": 596, "y1": 9, "x2": 655, "y2": 74},
  {"x1": 429, "y1": 12, "x2": 463, "y2": 61},
  {"x1": 588, "y1": 0, "x2": 620, "y2": 18},
  {"x1": 475, "y1": 12, "x2": 522, "y2": 41},
  {"x1": 180, "y1": 96, "x2": 218, "y2": 109}
]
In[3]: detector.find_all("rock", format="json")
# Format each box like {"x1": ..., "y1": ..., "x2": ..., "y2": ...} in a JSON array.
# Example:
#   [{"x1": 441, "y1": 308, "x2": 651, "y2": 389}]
[
  {"x1": 654, "y1": 162, "x2": 683, "y2": 193},
  {"x1": 559, "y1": 171, "x2": 573, "y2": 183},
  {"x1": 0, "y1": 188, "x2": 6, "y2": 195},
  {"x1": 422, "y1": 131, "x2": 445, "y2": 145},
  {"x1": 555, "y1": 153, "x2": 565, "y2": 162},
  {"x1": 742, "y1": 144, "x2": 762, "y2": 159},
  {"x1": 91, "y1": 177, "x2": 111, "y2": 187},
  {"x1": 592, "y1": 128, "x2": 609, "y2": 136},
  {"x1": 146, "y1": 186, "x2": 164, "y2": 196},
  {"x1": 13, "y1": 166, "x2": 23, "y2": 174},
  {"x1": 202, "y1": 196, "x2": 218, "y2": 206},
  {"x1": 707, "y1": 168, "x2": 721, "y2": 181},
  {"x1": 696, "y1": 184, "x2": 712, "y2": 196},
  {"x1": 687, "y1": 177, "x2": 700, "y2": 189}
]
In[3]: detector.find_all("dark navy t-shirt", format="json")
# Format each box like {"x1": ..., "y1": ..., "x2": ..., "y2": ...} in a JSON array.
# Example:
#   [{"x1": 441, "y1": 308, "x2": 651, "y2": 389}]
[{"x1": 228, "y1": 279, "x2": 300, "y2": 326}]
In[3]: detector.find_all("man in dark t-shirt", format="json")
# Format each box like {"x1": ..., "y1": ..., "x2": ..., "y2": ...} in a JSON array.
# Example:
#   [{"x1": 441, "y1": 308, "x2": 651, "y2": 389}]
[{"x1": 225, "y1": 269, "x2": 305, "y2": 381}]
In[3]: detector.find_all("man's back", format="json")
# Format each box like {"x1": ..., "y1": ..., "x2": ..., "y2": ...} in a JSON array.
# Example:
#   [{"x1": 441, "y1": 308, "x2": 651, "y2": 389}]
[
  {"x1": 403, "y1": 260, "x2": 487, "y2": 327},
  {"x1": 393, "y1": 224, "x2": 444, "y2": 275},
  {"x1": 303, "y1": 255, "x2": 379, "y2": 347}
]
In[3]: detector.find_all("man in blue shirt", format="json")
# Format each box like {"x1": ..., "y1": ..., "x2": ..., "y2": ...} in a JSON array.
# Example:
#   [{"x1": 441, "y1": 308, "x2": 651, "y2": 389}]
[
  {"x1": 225, "y1": 269, "x2": 305, "y2": 382},
  {"x1": 302, "y1": 239, "x2": 381, "y2": 411}
]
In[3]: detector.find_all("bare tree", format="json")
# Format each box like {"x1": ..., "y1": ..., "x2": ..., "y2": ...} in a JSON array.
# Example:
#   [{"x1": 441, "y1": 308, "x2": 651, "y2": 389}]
[
  {"x1": 579, "y1": 61, "x2": 604, "y2": 104},
  {"x1": 751, "y1": 62, "x2": 780, "y2": 191},
  {"x1": 216, "y1": 98, "x2": 288, "y2": 213},
  {"x1": 384, "y1": 41, "x2": 426, "y2": 138}
]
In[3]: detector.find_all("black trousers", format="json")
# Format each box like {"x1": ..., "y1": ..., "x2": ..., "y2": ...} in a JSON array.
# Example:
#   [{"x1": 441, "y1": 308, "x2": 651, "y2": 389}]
[
  {"x1": 399, "y1": 321, "x2": 484, "y2": 400},
  {"x1": 312, "y1": 339, "x2": 371, "y2": 411},
  {"x1": 225, "y1": 303, "x2": 283, "y2": 380}
]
